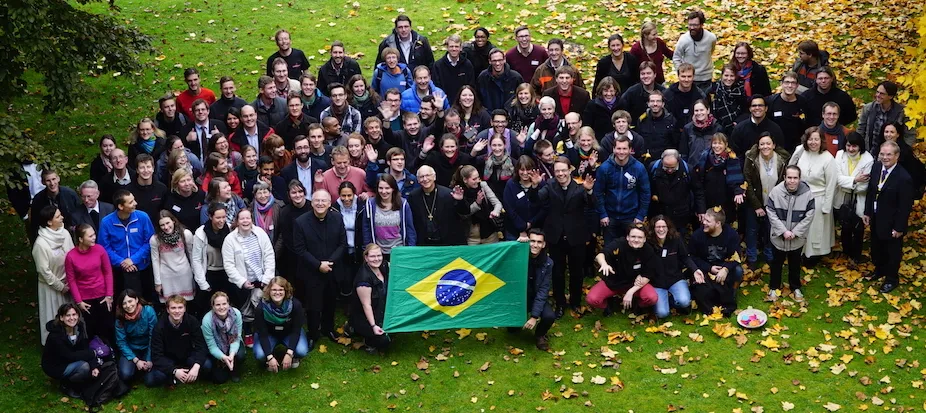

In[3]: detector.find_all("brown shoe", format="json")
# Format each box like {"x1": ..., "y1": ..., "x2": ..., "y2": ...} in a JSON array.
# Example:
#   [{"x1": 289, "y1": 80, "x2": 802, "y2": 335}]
[{"x1": 536, "y1": 335, "x2": 550, "y2": 351}]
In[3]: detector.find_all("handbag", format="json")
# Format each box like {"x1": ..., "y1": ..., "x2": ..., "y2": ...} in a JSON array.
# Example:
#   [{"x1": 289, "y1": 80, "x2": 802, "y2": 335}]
[
  {"x1": 88, "y1": 336, "x2": 112, "y2": 359},
  {"x1": 838, "y1": 189, "x2": 857, "y2": 224}
]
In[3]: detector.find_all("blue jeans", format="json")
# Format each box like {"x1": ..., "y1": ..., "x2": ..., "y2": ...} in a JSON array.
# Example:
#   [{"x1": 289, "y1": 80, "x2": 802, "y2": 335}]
[
  {"x1": 252, "y1": 330, "x2": 310, "y2": 361},
  {"x1": 118, "y1": 356, "x2": 157, "y2": 382},
  {"x1": 744, "y1": 208, "x2": 774, "y2": 262},
  {"x1": 654, "y1": 280, "x2": 692, "y2": 319},
  {"x1": 62, "y1": 361, "x2": 91, "y2": 383}
]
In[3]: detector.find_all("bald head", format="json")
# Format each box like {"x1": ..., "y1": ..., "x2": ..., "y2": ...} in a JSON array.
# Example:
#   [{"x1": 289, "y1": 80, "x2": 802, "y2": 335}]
[
  {"x1": 417, "y1": 165, "x2": 438, "y2": 190},
  {"x1": 241, "y1": 105, "x2": 257, "y2": 128},
  {"x1": 565, "y1": 112, "x2": 582, "y2": 135}
]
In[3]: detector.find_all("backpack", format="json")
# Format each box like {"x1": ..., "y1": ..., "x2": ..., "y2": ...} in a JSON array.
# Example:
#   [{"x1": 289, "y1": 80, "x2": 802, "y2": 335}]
[{"x1": 80, "y1": 361, "x2": 130, "y2": 411}]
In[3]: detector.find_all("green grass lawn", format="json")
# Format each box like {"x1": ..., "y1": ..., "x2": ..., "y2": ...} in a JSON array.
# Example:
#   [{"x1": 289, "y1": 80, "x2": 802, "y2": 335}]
[{"x1": 2, "y1": 0, "x2": 925, "y2": 411}]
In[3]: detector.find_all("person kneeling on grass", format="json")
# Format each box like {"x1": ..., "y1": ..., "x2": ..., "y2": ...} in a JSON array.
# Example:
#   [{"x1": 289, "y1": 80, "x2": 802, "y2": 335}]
[
  {"x1": 508, "y1": 228, "x2": 556, "y2": 351},
  {"x1": 586, "y1": 225, "x2": 660, "y2": 315},
  {"x1": 148, "y1": 295, "x2": 210, "y2": 387},
  {"x1": 201, "y1": 291, "x2": 245, "y2": 383},
  {"x1": 114, "y1": 289, "x2": 157, "y2": 383},
  {"x1": 252, "y1": 277, "x2": 309, "y2": 372},
  {"x1": 349, "y1": 244, "x2": 391, "y2": 354},
  {"x1": 647, "y1": 216, "x2": 698, "y2": 319},
  {"x1": 688, "y1": 208, "x2": 742, "y2": 317},
  {"x1": 42, "y1": 303, "x2": 101, "y2": 398}
]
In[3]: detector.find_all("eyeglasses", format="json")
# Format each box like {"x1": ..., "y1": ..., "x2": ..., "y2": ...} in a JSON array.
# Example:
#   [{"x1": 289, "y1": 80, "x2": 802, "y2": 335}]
[{"x1": 750, "y1": 104, "x2": 766, "y2": 108}]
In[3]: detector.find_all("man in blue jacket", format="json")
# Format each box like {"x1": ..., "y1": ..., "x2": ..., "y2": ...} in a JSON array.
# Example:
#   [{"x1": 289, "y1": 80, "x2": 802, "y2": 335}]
[
  {"x1": 400, "y1": 66, "x2": 450, "y2": 114},
  {"x1": 595, "y1": 135, "x2": 651, "y2": 243},
  {"x1": 98, "y1": 189, "x2": 157, "y2": 306}
]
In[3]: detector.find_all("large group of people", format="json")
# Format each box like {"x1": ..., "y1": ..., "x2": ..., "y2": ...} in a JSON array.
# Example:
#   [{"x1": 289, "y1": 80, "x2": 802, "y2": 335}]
[{"x1": 18, "y1": 11, "x2": 922, "y2": 403}]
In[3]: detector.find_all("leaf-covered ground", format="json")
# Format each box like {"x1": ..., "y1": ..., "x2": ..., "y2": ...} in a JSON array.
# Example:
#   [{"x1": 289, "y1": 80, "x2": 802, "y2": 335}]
[{"x1": 2, "y1": 0, "x2": 925, "y2": 411}]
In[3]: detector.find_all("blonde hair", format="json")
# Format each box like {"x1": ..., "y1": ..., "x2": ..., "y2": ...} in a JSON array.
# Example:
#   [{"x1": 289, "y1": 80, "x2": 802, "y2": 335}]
[{"x1": 170, "y1": 168, "x2": 197, "y2": 193}]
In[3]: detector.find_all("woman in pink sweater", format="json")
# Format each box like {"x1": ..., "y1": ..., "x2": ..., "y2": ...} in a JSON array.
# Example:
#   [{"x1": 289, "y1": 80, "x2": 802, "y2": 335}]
[{"x1": 65, "y1": 224, "x2": 115, "y2": 345}]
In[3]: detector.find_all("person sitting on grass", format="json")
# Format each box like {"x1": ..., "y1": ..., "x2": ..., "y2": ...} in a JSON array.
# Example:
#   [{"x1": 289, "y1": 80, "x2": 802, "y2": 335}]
[
  {"x1": 42, "y1": 303, "x2": 101, "y2": 398},
  {"x1": 586, "y1": 224, "x2": 660, "y2": 315},
  {"x1": 252, "y1": 277, "x2": 309, "y2": 372},
  {"x1": 687, "y1": 208, "x2": 742, "y2": 317},
  {"x1": 647, "y1": 215, "x2": 698, "y2": 319},
  {"x1": 114, "y1": 289, "x2": 157, "y2": 383},
  {"x1": 349, "y1": 244, "x2": 391, "y2": 354},
  {"x1": 148, "y1": 294, "x2": 210, "y2": 387},
  {"x1": 201, "y1": 291, "x2": 245, "y2": 383}
]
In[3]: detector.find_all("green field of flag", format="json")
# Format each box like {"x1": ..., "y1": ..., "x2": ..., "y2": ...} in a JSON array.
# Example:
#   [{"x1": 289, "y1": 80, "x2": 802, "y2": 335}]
[{"x1": 384, "y1": 242, "x2": 529, "y2": 333}]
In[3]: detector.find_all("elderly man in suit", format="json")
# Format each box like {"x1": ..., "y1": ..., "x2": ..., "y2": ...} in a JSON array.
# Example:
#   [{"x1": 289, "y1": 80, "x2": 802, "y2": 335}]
[
  {"x1": 71, "y1": 180, "x2": 115, "y2": 232},
  {"x1": 864, "y1": 141, "x2": 914, "y2": 293}
]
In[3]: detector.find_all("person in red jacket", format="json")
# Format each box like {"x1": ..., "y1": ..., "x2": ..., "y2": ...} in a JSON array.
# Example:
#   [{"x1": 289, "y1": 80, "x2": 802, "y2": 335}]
[{"x1": 176, "y1": 68, "x2": 216, "y2": 120}]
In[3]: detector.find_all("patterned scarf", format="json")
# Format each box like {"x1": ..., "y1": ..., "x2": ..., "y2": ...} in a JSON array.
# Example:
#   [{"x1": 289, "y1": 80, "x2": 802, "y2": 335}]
[
  {"x1": 159, "y1": 229, "x2": 182, "y2": 248},
  {"x1": 254, "y1": 196, "x2": 276, "y2": 234},
  {"x1": 709, "y1": 150, "x2": 729, "y2": 167},
  {"x1": 693, "y1": 114, "x2": 716, "y2": 130},
  {"x1": 738, "y1": 61, "x2": 754, "y2": 96},
  {"x1": 483, "y1": 153, "x2": 514, "y2": 182},
  {"x1": 262, "y1": 298, "x2": 293, "y2": 325},
  {"x1": 211, "y1": 309, "x2": 239, "y2": 354}
]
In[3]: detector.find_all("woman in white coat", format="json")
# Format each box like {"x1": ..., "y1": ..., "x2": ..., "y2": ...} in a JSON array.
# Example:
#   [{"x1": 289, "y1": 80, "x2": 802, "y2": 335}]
[
  {"x1": 789, "y1": 126, "x2": 838, "y2": 266},
  {"x1": 833, "y1": 132, "x2": 873, "y2": 268},
  {"x1": 221, "y1": 209, "x2": 275, "y2": 346},
  {"x1": 32, "y1": 206, "x2": 74, "y2": 344}
]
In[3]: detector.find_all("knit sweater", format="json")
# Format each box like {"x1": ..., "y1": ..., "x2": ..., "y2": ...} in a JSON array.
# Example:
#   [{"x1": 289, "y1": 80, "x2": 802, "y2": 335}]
[
  {"x1": 672, "y1": 30, "x2": 717, "y2": 82},
  {"x1": 64, "y1": 244, "x2": 113, "y2": 302}
]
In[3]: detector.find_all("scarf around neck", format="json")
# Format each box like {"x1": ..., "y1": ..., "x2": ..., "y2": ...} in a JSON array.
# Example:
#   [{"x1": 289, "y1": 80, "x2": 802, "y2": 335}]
[
  {"x1": 738, "y1": 61, "x2": 754, "y2": 96},
  {"x1": 38, "y1": 226, "x2": 69, "y2": 250},
  {"x1": 123, "y1": 304, "x2": 142, "y2": 322},
  {"x1": 262, "y1": 298, "x2": 293, "y2": 325},
  {"x1": 534, "y1": 114, "x2": 560, "y2": 133},
  {"x1": 819, "y1": 121, "x2": 847, "y2": 144},
  {"x1": 255, "y1": 196, "x2": 276, "y2": 232},
  {"x1": 211, "y1": 309, "x2": 239, "y2": 354},
  {"x1": 352, "y1": 90, "x2": 371, "y2": 107},
  {"x1": 693, "y1": 114, "x2": 716, "y2": 130},
  {"x1": 483, "y1": 153, "x2": 514, "y2": 182},
  {"x1": 159, "y1": 229, "x2": 182, "y2": 248},
  {"x1": 204, "y1": 223, "x2": 230, "y2": 249}
]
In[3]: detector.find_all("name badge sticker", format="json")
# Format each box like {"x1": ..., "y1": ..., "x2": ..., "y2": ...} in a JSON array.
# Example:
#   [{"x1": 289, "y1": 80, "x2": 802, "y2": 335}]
[
  {"x1": 531, "y1": 60, "x2": 539, "y2": 65},
  {"x1": 662, "y1": 249, "x2": 668, "y2": 257},
  {"x1": 129, "y1": 228, "x2": 138, "y2": 233},
  {"x1": 773, "y1": 111, "x2": 783, "y2": 117},
  {"x1": 516, "y1": 191, "x2": 526, "y2": 199},
  {"x1": 633, "y1": 264, "x2": 642, "y2": 269},
  {"x1": 172, "y1": 205, "x2": 182, "y2": 213}
]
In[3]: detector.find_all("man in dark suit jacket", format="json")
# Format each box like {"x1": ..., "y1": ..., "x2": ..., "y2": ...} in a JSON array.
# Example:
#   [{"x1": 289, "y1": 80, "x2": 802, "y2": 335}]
[
  {"x1": 180, "y1": 99, "x2": 228, "y2": 159},
  {"x1": 533, "y1": 157, "x2": 597, "y2": 317},
  {"x1": 541, "y1": 66, "x2": 591, "y2": 118},
  {"x1": 71, "y1": 180, "x2": 116, "y2": 233},
  {"x1": 407, "y1": 165, "x2": 469, "y2": 246},
  {"x1": 292, "y1": 189, "x2": 347, "y2": 344},
  {"x1": 280, "y1": 135, "x2": 329, "y2": 201},
  {"x1": 864, "y1": 141, "x2": 914, "y2": 293},
  {"x1": 99, "y1": 148, "x2": 136, "y2": 206},
  {"x1": 229, "y1": 105, "x2": 274, "y2": 154}
]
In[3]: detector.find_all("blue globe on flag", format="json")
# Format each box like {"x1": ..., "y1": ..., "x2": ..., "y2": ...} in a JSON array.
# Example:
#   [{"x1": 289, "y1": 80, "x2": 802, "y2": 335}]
[{"x1": 435, "y1": 269, "x2": 476, "y2": 306}]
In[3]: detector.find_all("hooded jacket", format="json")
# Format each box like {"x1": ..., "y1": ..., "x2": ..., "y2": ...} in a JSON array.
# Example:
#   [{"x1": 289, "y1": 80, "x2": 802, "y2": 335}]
[
  {"x1": 42, "y1": 319, "x2": 99, "y2": 379},
  {"x1": 637, "y1": 109, "x2": 679, "y2": 160},
  {"x1": 400, "y1": 81, "x2": 451, "y2": 114},
  {"x1": 361, "y1": 197, "x2": 417, "y2": 249},
  {"x1": 371, "y1": 62, "x2": 413, "y2": 97},
  {"x1": 765, "y1": 180, "x2": 816, "y2": 251}
]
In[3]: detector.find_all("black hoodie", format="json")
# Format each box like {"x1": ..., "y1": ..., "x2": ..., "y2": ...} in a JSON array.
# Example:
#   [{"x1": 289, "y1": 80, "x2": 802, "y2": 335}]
[{"x1": 42, "y1": 319, "x2": 98, "y2": 379}]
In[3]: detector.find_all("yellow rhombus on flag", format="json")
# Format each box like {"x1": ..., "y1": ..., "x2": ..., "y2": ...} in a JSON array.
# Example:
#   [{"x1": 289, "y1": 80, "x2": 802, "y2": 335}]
[{"x1": 405, "y1": 257, "x2": 506, "y2": 318}]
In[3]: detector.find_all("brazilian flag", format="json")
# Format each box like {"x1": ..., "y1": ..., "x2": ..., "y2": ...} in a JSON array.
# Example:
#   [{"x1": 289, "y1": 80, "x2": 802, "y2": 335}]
[{"x1": 384, "y1": 242, "x2": 528, "y2": 333}]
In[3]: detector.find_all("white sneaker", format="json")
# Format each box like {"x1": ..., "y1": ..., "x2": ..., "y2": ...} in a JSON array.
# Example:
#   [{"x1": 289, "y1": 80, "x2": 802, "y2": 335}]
[
  {"x1": 291, "y1": 358, "x2": 301, "y2": 369},
  {"x1": 793, "y1": 289, "x2": 804, "y2": 302},
  {"x1": 766, "y1": 290, "x2": 779, "y2": 302}
]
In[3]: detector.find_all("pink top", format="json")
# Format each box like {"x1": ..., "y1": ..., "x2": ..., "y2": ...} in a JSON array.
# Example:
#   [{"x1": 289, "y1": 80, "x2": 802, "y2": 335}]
[
  {"x1": 319, "y1": 166, "x2": 374, "y2": 198},
  {"x1": 65, "y1": 244, "x2": 114, "y2": 303}
]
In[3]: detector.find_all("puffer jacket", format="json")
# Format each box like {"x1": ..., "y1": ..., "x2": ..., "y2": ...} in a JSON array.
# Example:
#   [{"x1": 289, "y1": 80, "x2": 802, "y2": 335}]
[{"x1": 765, "y1": 180, "x2": 816, "y2": 251}]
